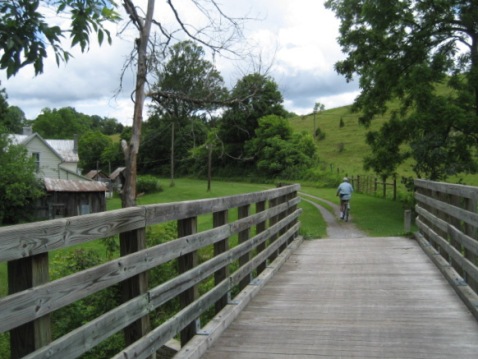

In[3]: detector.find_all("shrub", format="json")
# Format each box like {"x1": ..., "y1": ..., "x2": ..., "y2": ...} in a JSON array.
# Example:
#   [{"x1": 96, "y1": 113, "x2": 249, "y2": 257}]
[{"x1": 137, "y1": 175, "x2": 162, "y2": 194}]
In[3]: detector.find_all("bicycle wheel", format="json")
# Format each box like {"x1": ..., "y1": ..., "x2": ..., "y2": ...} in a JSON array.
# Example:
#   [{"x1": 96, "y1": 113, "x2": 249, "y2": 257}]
[{"x1": 344, "y1": 202, "x2": 350, "y2": 222}]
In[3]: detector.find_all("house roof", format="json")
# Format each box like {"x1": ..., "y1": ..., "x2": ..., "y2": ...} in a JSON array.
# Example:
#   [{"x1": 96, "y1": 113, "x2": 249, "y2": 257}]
[
  {"x1": 46, "y1": 139, "x2": 78, "y2": 162},
  {"x1": 44, "y1": 178, "x2": 107, "y2": 192},
  {"x1": 85, "y1": 170, "x2": 109, "y2": 180},
  {"x1": 109, "y1": 167, "x2": 126, "y2": 180},
  {"x1": 9, "y1": 133, "x2": 79, "y2": 163}
]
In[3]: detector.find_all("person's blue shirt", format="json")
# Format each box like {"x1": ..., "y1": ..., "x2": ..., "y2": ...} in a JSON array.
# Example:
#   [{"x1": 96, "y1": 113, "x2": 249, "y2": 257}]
[{"x1": 337, "y1": 180, "x2": 353, "y2": 200}]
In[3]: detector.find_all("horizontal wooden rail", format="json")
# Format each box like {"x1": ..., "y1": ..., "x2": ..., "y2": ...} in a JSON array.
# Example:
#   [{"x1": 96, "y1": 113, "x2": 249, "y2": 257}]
[
  {"x1": 414, "y1": 179, "x2": 478, "y2": 320},
  {"x1": 0, "y1": 184, "x2": 302, "y2": 358}
]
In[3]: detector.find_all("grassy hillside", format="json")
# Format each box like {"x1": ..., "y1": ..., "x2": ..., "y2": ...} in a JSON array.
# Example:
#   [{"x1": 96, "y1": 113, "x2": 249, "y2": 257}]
[{"x1": 290, "y1": 104, "x2": 477, "y2": 187}]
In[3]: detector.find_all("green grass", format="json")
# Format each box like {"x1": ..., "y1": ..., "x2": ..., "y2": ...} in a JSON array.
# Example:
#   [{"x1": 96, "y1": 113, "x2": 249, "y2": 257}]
[
  {"x1": 107, "y1": 178, "x2": 274, "y2": 210},
  {"x1": 298, "y1": 200, "x2": 327, "y2": 239},
  {"x1": 290, "y1": 104, "x2": 478, "y2": 190}
]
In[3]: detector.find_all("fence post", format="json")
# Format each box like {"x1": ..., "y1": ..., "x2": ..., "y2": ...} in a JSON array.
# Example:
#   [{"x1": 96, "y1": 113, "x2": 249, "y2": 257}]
[
  {"x1": 256, "y1": 200, "x2": 267, "y2": 275},
  {"x1": 8, "y1": 254, "x2": 51, "y2": 358},
  {"x1": 119, "y1": 229, "x2": 150, "y2": 347},
  {"x1": 404, "y1": 209, "x2": 411, "y2": 233},
  {"x1": 178, "y1": 217, "x2": 199, "y2": 346},
  {"x1": 268, "y1": 197, "x2": 279, "y2": 262},
  {"x1": 213, "y1": 210, "x2": 229, "y2": 314},
  {"x1": 238, "y1": 204, "x2": 251, "y2": 290}
]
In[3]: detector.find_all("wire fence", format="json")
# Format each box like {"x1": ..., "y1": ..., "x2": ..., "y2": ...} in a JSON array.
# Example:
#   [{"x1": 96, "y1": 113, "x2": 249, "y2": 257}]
[{"x1": 349, "y1": 175, "x2": 397, "y2": 200}]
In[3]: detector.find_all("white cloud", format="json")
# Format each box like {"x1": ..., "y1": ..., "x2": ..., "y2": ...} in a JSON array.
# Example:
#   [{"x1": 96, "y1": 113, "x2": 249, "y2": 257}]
[{"x1": 0, "y1": 0, "x2": 358, "y2": 125}]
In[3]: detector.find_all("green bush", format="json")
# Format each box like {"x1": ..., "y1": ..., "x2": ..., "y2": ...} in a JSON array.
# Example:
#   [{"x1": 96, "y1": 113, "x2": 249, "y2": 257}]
[
  {"x1": 49, "y1": 249, "x2": 124, "y2": 358},
  {"x1": 137, "y1": 175, "x2": 162, "y2": 194}
]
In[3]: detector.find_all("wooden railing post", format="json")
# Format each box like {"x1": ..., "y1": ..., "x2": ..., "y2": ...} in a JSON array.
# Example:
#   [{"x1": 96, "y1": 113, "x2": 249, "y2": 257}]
[
  {"x1": 464, "y1": 194, "x2": 478, "y2": 293},
  {"x1": 119, "y1": 228, "x2": 150, "y2": 346},
  {"x1": 268, "y1": 197, "x2": 279, "y2": 262},
  {"x1": 256, "y1": 200, "x2": 267, "y2": 275},
  {"x1": 178, "y1": 217, "x2": 198, "y2": 346},
  {"x1": 404, "y1": 209, "x2": 411, "y2": 233},
  {"x1": 238, "y1": 204, "x2": 250, "y2": 290},
  {"x1": 213, "y1": 210, "x2": 229, "y2": 314},
  {"x1": 278, "y1": 194, "x2": 288, "y2": 252},
  {"x1": 288, "y1": 190, "x2": 299, "y2": 243},
  {"x1": 8, "y1": 254, "x2": 51, "y2": 358}
]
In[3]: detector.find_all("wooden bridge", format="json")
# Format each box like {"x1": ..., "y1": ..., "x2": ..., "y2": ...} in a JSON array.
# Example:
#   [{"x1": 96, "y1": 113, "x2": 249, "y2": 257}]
[{"x1": 1, "y1": 180, "x2": 478, "y2": 358}]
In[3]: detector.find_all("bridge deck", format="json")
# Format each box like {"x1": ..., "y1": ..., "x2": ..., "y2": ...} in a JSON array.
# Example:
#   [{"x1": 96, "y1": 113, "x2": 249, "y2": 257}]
[{"x1": 199, "y1": 237, "x2": 478, "y2": 358}]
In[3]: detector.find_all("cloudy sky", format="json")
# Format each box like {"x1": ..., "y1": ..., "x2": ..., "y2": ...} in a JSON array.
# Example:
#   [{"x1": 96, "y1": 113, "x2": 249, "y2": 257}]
[{"x1": 0, "y1": 0, "x2": 360, "y2": 126}]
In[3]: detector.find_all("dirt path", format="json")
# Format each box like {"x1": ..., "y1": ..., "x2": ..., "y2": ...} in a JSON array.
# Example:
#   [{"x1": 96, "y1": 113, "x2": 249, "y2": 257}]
[{"x1": 300, "y1": 192, "x2": 367, "y2": 239}]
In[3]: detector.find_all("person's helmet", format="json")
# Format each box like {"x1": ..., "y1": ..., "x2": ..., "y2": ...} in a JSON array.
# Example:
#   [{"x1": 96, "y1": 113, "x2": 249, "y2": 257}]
[{"x1": 343, "y1": 177, "x2": 349, "y2": 182}]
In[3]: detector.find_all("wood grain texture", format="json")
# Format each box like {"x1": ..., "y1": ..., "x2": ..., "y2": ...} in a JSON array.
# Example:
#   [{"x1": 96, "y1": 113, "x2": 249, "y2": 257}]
[{"x1": 198, "y1": 237, "x2": 478, "y2": 359}]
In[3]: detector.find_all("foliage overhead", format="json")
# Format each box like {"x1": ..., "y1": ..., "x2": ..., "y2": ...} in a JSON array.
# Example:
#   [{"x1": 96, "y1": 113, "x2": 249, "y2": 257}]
[
  {"x1": 325, "y1": 0, "x2": 478, "y2": 180},
  {"x1": 0, "y1": 0, "x2": 119, "y2": 77}
]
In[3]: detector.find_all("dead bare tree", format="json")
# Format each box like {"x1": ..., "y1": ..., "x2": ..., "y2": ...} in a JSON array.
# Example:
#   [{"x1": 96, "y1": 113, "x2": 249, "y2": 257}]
[{"x1": 120, "y1": 0, "x2": 249, "y2": 208}]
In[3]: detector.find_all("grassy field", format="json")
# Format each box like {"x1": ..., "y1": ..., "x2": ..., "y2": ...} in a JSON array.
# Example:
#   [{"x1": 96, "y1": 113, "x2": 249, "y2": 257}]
[{"x1": 290, "y1": 105, "x2": 478, "y2": 188}]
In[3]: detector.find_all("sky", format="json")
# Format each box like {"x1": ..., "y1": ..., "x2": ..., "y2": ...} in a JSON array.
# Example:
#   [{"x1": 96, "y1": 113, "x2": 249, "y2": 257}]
[{"x1": 0, "y1": 0, "x2": 360, "y2": 126}]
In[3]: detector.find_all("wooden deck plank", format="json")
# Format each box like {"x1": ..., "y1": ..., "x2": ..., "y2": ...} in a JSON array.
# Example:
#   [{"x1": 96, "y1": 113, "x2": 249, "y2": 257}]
[{"x1": 200, "y1": 237, "x2": 478, "y2": 359}]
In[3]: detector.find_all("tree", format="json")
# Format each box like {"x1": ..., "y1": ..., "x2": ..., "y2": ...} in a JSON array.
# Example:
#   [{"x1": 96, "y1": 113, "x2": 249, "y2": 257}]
[
  {"x1": 244, "y1": 115, "x2": 317, "y2": 178},
  {"x1": 119, "y1": 0, "x2": 248, "y2": 207},
  {"x1": 219, "y1": 73, "x2": 287, "y2": 163},
  {"x1": 149, "y1": 40, "x2": 227, "y2": 186},
  {"x1": 0, "y1": 0, "x2": 119, "y2": 77},
  {"x1": 90, "y1": 115, "x2": 124, "y2": 135},
  {"x1": 0, "y1": 86, "x2": 9, "y2": 124},
  {"x1": 325, "y1": 0, "x2": 478, "y2": 180},
  {"x1": 33, "y1": 107, "x2": 92, "y2": 138},
  {"x1": 313, "y1": 102, "x2": 324, "y2": 141},
  {"x1": 3, "y1": 106, "x2": 27, "y2": 134},
  {"x1": 0, "y1": 88, "x2": 43, "y2": 224},
  {"x1": 78, "y1": 131, "x2": 113, "y2": 172},
  {"x1": 0, "y1": 128, "x2": 43, "y2": 224}
]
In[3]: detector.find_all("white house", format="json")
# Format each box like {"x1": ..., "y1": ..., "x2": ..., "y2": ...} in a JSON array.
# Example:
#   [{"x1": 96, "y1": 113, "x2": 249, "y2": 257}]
[
  {"x1": 8, "y1": 128, "x2": 108, "y2": 219},
  {"x1": 9, "y1": 127, "x2": 85, "y2": 181}
]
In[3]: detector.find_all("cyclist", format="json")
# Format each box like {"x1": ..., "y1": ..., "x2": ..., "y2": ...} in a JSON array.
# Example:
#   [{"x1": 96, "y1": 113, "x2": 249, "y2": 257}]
[{"x1": 336, "y1": 177, "x2": 354, "y2": 220}]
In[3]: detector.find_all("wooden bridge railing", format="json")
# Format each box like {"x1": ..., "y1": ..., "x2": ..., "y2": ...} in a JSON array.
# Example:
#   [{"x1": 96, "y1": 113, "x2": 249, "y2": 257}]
[
  {"x1": 0, "y1": 184, "x2": 302, "y2": 359},
  {"x1": 414, "y1": 179, "x2": 478, "y2": 320}
]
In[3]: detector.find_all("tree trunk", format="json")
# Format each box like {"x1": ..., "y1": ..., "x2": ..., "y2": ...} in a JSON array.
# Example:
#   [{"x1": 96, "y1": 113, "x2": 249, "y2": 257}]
[
  {"x1": 472, "y1": 34, "x2": 478, "y2": 116},
  {"x1": 119, "y1": 0, "x2": 155, "y2": 352},
  {"x1": 121, "y1": 0, "x2": 155, "y2": 208},
  {"x1": 170, "y1": 121, "x2": 175, "y2": 187},
  {"x1": 207, "y1": 144, "x2": 212, "y2": 191}
]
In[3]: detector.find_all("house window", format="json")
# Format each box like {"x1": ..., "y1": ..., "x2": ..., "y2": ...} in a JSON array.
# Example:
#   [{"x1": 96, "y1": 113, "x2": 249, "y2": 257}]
[{"x1": 32, "y1": 152, "x2": 40, "y2": 172}]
